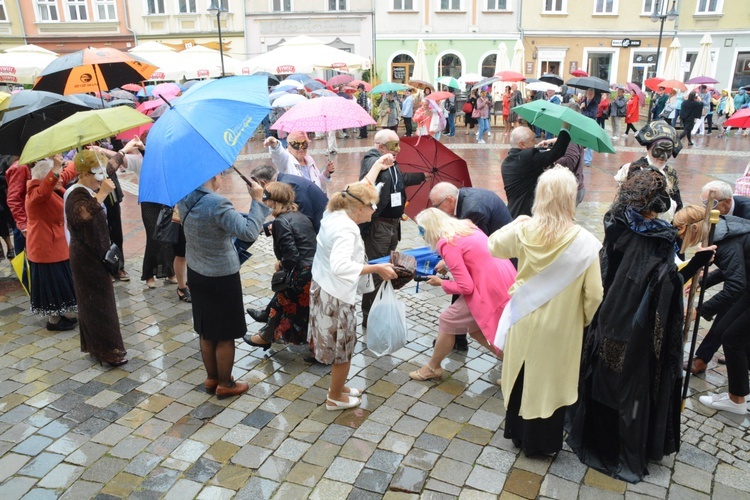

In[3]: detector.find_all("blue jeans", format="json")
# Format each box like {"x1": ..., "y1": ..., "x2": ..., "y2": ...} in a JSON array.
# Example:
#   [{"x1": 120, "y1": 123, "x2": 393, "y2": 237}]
[
  {"x1": 13, "y1": 227, "x2": 25, "y2": 255},
  {"x1": 446, "y1": 113, "x2": 455, "y2": 136},
  {"x1": 477, "y1": 118, "x2": 490, "y2": 141},
  {"x1": 584, "y1": 148, "x2": 593, "y2": 166}
]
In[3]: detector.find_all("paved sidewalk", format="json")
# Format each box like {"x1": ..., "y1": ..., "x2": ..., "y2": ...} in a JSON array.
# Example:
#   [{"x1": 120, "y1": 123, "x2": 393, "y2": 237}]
[{"x1": 1, "y1": 133, "x2": 750, "y2": 499}]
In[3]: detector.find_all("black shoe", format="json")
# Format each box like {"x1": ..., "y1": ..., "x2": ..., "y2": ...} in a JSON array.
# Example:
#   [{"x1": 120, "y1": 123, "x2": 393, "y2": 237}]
[
  {"x1": 243, "y1": 335, "x2": 272, "y2": 351},
  {"x1": 455, "y1": 335, "x2": 469, "y2": 352},
  {"x1": 247, "y1": 308, "x2": 268, "y2": 323},
  {"x1": 46, "y1": 317, "x2": 77, "y2": 331}
]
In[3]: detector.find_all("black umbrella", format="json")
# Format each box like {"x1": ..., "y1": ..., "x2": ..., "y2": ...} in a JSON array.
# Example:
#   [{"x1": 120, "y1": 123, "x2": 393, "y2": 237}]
[
  {"x1": 566, "y1": 76, "x2": 611, "y2": 93},
  {"x1": 539, "y1": 73, "x2": 564, "y2": 86},
  {"x1": 0, "y1": 90, "x2": 96, "y2": 155}
]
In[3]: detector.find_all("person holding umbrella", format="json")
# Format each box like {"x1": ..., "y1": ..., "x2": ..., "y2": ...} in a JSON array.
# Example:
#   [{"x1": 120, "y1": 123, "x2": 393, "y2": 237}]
[{"x1": 264, "y1": 133, "x2": 334, "y2": 194}]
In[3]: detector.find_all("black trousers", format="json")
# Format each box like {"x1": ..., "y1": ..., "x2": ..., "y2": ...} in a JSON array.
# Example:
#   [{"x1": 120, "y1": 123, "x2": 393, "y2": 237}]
[
  {"x1": 104, "y1": 196, "x2": 124, "y2": 258},
  {"x1": 679, "y1": 118, "x2": 696, "y2": 143},
  {"x1": 404, "y1": 117, "x2": 413, "y2": 136},
  {"x1": 362, "y1": 218, "x2": 400, "y2": 326},
  {"x1": 719, "y1": 292, "x2": 750, "y2": 396},
  {"x1": 359, "y1": 125, "x2": 368, "y2": 139}
]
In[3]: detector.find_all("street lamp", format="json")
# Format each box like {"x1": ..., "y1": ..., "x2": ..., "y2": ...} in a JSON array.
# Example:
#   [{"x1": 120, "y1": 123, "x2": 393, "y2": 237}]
[
  {"x1": 208, "y1": 0, "x2": 228, "y2": 77},
  {"x1": 647, "y1": 0, "x2": 679, "y2": 123}
]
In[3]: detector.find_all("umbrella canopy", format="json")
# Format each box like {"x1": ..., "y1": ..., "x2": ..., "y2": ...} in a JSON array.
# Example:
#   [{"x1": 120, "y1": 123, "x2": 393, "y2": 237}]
[
  {"x1": 626, "y1": 82, "x2": 646, "y2": 106},
  {"x1": 175, "y1": 45, "x2": 243, "y2": 79},
  {"x1": 472, "y1": 77, "x2": 500, "y2": 91},
  {"x1": 652, "y1": 79, "x2": 687, "y2": 92},
  {"x1": 724, "y1": 108, "x2": 750, "y2": 129},
  {"x1": 268, "y1": 90, "x2": 293, "y2": 101},
  {"x1": 136, "y1": 98, "x2": 169, "y2": 115},
  {"x1": 686, "y1": 76, "x2": 719, "y2": 85},
  {"x1": 0, "y1": 44, "x2": 59, "y2": 85},
  {"x1": 247, "y1": 71, "x2": 280, "y2": 86},
  {"x1": 109, "y1": 99, "x2": 136, "y2": 108},
  {"x1": 241, "y1": 35, "x2": 370, "y2": 75},
  {"x1": 494, "y1": 70, "x2": 525, "y2": 82},
  {"x1": 138, "y1": 75, "x2": 270, "y2": 206},
  {"x1": 436, "y1": 76, "x2": 460, "y2": 90},
  {"x1": 571, "y1": 69, "x2": 589, "y2": 77},
  {"x1": 271, "y1": 95, "x2": 375, "y2": 134},
  {"x1": 662, "y1": 38, "x2": 682, "y2": 81},
  {"x1": 152, "y1": 82, "x2": 181, "y2": 100},
  {"x1": 311, "y1": 89, "x2": 337, "y2": 97},
  {"x1": 644, "y1": 77, "x2": 664, "y2": 92},
  {"x1": 286, "y1": 73, "x2": 313, "y2": 83},
  {"x1": 458, "y1": 73, "x2": 483, "y2": 86},
  {"x1": 425, "y1": 91, "x2": 454, "y2": 102},
  {"x1": 0, "y1": 92, "x2": 11, "y2": 112},
  {"x1": 413, "y1": 39, "x2": 430, "y2": 83},
  {"x1": 566, "y1": 76, "x2": 611, "y2": 93},
  {"x1": 33, "y1": 47, "x2": 157, "y2": 95},
  {"x1": 408, "y1": 79, "x2": 433, "y2": 90},
  {"x1": 128, "y1": 42, "x2": 184, "y2": 81},
  {"x1": 275, "y1": 80, "x2": 304, "y2": 91},
  {"x1": 272, "y1": 93, "x2": 307, "y2": 108},
  {"x1": 395, "y1": 135, "x2": 471, "y2": 220},
  {"x1": 689, "y1": 34, "x2": 714, "y2": 82},
  {"x1": 116, "y1": 122, "x2": 153, "y2": 142},
  {"x1": 539, "y1": 74, "x2": 564, "y2": 86},
  {"x1": 121, "y1": 83, "x2": 142, "y2": 92},
  {"x1": 20, "y1": 106, "x2": 153, "y2": 165},
  {"x1": 109, "y1": 89, "x2": 136, "y2": 101},
  {"x1": 328, "y1": 74, "x2": 353, "y2": 87},
  {"x1": 136, "y1": 85, "x2": 155, "y2": 97},
  {"x1": 0, "y1": 90, "x2": 97, "y2": 155},
  {"x1": 370, "y1": 82, "x2": 411, "y2": 94},
  {"x1": 512, "y1": 100, "x2": 615, "y2": 154},
  {"x1": 350, "y1": 80, "x2": 372, "y2": 92},
  {"x1": 527, "y1": 81, "x2": 561, "y2": 93},
  {"x1": 304, "y1": 80, "x2": 326, "y2": 91}
]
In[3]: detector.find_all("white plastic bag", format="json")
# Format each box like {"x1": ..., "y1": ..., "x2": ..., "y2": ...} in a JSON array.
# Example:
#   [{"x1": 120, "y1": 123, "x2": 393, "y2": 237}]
[{"x1": 367, "y1": 281, "x2": 407, "y2": 356}]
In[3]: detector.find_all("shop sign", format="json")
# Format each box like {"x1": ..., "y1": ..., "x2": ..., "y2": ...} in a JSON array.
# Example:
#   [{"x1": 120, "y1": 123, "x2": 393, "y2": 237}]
[{"x1": 612, "y1": 38, "x2": 641, "y2": 48}]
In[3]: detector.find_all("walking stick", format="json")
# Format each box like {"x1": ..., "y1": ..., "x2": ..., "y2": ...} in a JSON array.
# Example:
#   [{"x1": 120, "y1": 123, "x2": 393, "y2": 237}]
[{"x1": 681, "y1": 196, "x2": 720, "y2": 412}]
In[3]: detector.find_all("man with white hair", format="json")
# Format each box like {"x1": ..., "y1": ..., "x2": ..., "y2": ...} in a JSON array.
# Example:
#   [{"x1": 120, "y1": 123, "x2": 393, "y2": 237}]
[
  {"x1": 501, "y1": 124, "x2": 571, "y2": 218},
  {"x1": 264, "y1": 132, "x2": 334, "y2": 193}
]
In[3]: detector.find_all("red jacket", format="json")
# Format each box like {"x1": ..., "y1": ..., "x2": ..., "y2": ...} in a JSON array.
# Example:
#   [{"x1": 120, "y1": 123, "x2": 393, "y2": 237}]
[
  {"x1": 626, "y1": 96, "x2": 640, "y2": 124},
  {"x1": 6, "y1": 161, "x2": 31, "y2": 231},
  {"x1": 25, "y1": 163, "x2": 77, "y2": 263}
]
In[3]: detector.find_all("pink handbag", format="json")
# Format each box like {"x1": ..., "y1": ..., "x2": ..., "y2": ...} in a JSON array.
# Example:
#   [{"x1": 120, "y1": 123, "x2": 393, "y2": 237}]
[{"x1": 736, "y1": 163, "x2": 750, "y2": 197}]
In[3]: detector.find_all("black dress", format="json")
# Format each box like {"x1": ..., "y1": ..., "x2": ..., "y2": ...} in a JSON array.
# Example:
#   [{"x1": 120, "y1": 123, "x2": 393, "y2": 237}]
[
  {"x1": 140, "y1": 201, "x2": 174, "y2": 280},
  {"x1": 567, "y1": 206, "x2": 684, "y2": 483},
  {"x1": 66, "y1": 186, "x2": 126, "y2": 364}
]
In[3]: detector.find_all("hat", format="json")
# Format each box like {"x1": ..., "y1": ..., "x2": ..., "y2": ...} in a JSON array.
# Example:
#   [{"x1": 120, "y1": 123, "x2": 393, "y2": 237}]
[
  {"x1": 635, "y1": 120, "x2": 682, "y2": 158},
  {"x1": 73, "y1": 150, "x2": 107, "y2": 175}
]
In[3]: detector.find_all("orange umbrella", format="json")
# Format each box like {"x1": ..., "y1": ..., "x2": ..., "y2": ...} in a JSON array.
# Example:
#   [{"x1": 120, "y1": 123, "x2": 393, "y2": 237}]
[
  {"x1": 494, "y1": 70, "x2": 525, "y2": 82},
  {"x1": 425, "y1": 91, "x2": 454, "y2": 102},
  {"x1": 33, "y1": 47, "x2": 157, "y2": 96},
  {"x1": 658, "y1": 79, "x2": 687, "y2": 92}
]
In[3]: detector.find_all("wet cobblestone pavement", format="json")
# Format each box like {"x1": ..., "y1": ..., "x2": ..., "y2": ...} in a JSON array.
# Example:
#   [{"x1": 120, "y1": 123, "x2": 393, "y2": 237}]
[{"x1": 1, "y1": 126, "x2": 750, "y2": 499}]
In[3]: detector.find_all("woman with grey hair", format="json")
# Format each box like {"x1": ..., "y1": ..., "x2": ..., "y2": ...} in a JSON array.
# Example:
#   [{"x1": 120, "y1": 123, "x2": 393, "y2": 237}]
[{"x1": 26, "y1": 155, "x2": 79, "y2": 331}]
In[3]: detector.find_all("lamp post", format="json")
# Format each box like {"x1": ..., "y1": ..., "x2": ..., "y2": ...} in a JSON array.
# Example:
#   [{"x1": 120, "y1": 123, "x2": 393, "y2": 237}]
[
  {"x1": 208, "y1": 0, "x2": 228, "y2": 77},
  {"x1": 646, "y1": 0, "x2": 679, "y2": 123}
]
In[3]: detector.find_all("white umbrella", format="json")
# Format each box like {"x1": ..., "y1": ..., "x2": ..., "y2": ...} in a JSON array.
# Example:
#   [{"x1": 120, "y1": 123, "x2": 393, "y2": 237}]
[
  {"x1": 175, "y1": 45, "x2": 243, "y2": 79},
  {"x1": 412, "y1": 39, "x2": 430, "y2": 83},
  {"x1": 241, "y1": 35, "x2": 370, "y2": 75},
  {"x1": 493, "y1": 43, "x2": 511, "y2": 100},
  {"x1": 275, "y1": 79, "x2": 304, "y2": 90},
  {"x1": 129, "y1": 42, "x2": 183, "y2": 81},
  {"x1": 272, "y1": 93, "x2": 307, "y2": 108},
  {"x1": 0, "y1": 44, "x2": 58, "y2": 85},
  {"x1": 689, "y1": 33, "x2": 714, "y2": 81},
  {"x1": 458, "y1": 73, "x2": 483, "y2": 85},
  {"x1": 526, "y1": 81, "x2": 561, "y2": 93},
  {"x1": 661, "y1": 37, "x2": 682, "y2": 81}
]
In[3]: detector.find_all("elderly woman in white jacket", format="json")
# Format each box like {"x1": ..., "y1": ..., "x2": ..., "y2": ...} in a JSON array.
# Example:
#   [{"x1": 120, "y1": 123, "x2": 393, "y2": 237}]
[{"x1": 309, "y1": 175, "x2": 397, "y2": 411}]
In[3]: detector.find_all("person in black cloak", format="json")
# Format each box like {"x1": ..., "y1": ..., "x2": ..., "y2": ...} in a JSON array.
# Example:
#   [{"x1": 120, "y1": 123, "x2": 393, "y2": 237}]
[{"x1": 566, "y1": 167, "x2": 685, "y2": 483}]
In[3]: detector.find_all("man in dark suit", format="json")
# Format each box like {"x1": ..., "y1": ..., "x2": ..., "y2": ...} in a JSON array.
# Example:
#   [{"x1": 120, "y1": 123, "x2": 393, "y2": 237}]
[
  {"x1": 246, "y1": 164, "x2": 328, "y2": 322},
  {"x1": 428, "y1": 182, "x2": 513, "y2": 351},
  {"x1": 502, "y1": 125, "x2": 571, "y2": 218},
  {"x1": 688, "y1": 180, "x2": 750, "y2": 373}
]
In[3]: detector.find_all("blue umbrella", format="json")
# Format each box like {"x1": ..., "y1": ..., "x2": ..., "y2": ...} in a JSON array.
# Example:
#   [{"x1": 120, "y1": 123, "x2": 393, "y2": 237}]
[
  {"x1": 286, "y1": 73, "x2": 313, "y2": 83},
  {"x1": 136, "y1": 85, "x2": 155, "y2": 97},
  {"x1": 138, "y1": 75, "x2": 271, "y2": 206}
]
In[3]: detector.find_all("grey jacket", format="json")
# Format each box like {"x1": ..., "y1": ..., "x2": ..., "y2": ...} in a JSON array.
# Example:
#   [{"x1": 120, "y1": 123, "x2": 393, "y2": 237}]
[{"x1": 178, "y1": 186, "x2": 271, "y2": 277}]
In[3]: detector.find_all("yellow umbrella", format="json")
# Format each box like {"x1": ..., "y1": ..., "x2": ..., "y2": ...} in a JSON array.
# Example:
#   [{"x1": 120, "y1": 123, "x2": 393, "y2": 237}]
[
  {"x1": 19, "y1": 106, "x2": 152, "y2": 165},
  {"x1": 0, "y1": 91, "x2": 11, "y2": 112}
]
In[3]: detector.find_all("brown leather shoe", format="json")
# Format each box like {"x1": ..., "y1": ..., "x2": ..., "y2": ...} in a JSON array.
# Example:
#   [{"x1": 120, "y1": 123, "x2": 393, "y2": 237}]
[
  {"x1": 684, "y1": 358, "x2": 707, "y2": 374},
  {"x1": 718, "y1": 356, "x2": 726, "y2": 365},
  {"x1": 215, "y1": 381, "x2": 249, "y2": 400}
]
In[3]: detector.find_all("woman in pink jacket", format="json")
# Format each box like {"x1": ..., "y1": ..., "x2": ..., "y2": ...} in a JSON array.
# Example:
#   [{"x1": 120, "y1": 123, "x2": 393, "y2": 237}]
[{"x1": 409, "y1": 208, "x2": 516, "y2": 380}]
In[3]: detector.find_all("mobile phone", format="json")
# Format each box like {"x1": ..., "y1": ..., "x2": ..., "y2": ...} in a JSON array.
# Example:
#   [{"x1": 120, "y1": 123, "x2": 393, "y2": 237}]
[{"x1": 414, "y1": 275, "x2": 431, "y2": 282}]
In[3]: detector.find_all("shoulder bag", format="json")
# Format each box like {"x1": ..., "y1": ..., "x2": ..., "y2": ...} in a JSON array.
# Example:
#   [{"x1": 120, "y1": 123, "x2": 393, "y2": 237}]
[{"x1": 153, "y1": 205, "x2": 180, "y2": 244}]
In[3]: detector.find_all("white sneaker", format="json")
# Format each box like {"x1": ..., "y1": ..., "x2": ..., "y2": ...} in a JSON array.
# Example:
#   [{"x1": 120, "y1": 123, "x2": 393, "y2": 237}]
[
  {"x1": 478, "y1": 140, "x2": 486, "y2": 144},
  {"x1": 611, "y1": 135, "x2": 618, "y2": 140},
  {"x1": 699, "y1": 392, "x2": 748, "y2": 415},
  {"x1": 487, "y1": 131, "x2": 492, "y2": 136}
]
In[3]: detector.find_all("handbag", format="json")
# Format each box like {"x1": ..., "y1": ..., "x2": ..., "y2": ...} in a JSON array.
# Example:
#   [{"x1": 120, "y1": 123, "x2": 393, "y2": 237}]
[
  {"x1": 271, "y1": 269, "x2": 291, "y2": 292},
  {"x1": 462, "y1": 102, "x2": 473, "y2": 114},
  {"x1": 736, "y1": 163, "x2": 750, "y2": 197},
  {"x1": 471, "y1": 108, "x2": 481, "y2": 119},
  {"x1": 153, "y1": 205, "x2": 179, "y2": 244},
  {"x1": 102, "y1": 243, "x2": 123, "y2": 275}
]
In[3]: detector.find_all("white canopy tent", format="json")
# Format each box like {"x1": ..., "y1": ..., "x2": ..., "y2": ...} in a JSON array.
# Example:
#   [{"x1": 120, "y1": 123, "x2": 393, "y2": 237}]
[
  {"x1": 0, "y1": 44, "x2": 58, "y2": 85},
  {"x1": 241, "y1": 36, "x2": 370, "y2": 76},
  {"x1": 129, "y1": 42, "x2": 183, "y2": 81}
]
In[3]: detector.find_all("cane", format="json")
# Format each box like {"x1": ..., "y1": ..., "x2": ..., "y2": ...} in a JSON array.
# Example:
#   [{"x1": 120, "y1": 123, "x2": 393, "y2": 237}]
[{"x1": 681, "y1": 199, "x2": 721, "y2": 412}]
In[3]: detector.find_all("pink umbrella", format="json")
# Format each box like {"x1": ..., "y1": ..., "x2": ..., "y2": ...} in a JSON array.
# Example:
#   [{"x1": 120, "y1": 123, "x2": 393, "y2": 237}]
[
  {"x1": 136, "y1": 98, "x2": 167, "y2": 115},
  {"x1": 152, "y1": 82, "x2": 181, "y2": 100},
  {"x1": 626, "y1": 82, "x2": 645, "y2": 107},
  {"x1": 328, "y1": 74, "x2": 354, "y2": 87},
  {"x1": 350, "y1": 79, "x2": 372, "y2": 92},
  {"x1": 271, "y1": 95, "x2": 375, "y2": 134},
  {"x1": 116, "y1": 122, "x2": 153, "y2": 141}
]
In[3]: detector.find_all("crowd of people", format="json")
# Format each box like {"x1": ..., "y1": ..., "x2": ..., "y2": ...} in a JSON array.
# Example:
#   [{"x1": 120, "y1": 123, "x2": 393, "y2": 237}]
[{"x1": 2, "y1": 75, "x2": 750, "y2": 487}]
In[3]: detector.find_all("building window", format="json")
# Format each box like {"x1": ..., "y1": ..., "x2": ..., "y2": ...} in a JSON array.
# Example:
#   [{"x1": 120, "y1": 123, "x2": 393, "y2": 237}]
[
  {"x1": 66, "y1": 0, "x2": 88, "y2": 20},
  {"x1": 0, "y1": 0, "x2": 6, "y2": 21},
  {"x1": 440, "y1": 0, "x2": 461, "y2": 9},
  {"x1": 438, "y1": 53, "x2": 462, "y2": 78},
  {"x1": 631, "y1": 52, "x2": 658, "y2": 86},
  {"x1": 272, "y1": 0, "x2": 291, "y2": 11},
  {"x1": 487, "y1": 0, "x2": 508, "y2": 9},
  {"x1": 94, "y1": 0, "x2": 117, "y2": 20},
  {"x1": 328, "y1": 0, "x2": 346, "y2": 11},
  {"x1": 481, "y1": 54, "x2": 497, "y2": 78},
  {"x1": 641, "y1": 0, "x2": 654, "y2": 14},
  {"x1": 732, "y1": 51, "x2": 750, "y2": 91},
  {"x1": 594, "y1": 0, "x2": 616, "y2": 14},
  {"x1": 393, "y1": 0, "x2": 414, "y2": 10},
  {"x1": 391, "y1": 54, "x2": 414, "y2": 83},
  {"x1": 147, "y1": 0, "x2": 165, "y2": 14},
  {"x1": 543, "y1": 0, "x2": 565, "y2": 13},
  {"x1": 177, "y1": 0, "x2": 196, "y2": 13},
  {"x1": 696, "y1": 0, "x2": 722, "y2": 14},
  {"x1": 36, "y1": 0, "x2": 59, "y2": 21},
  {"x1": 587, "y1": 52, "x2": 613, "y2": 81}
]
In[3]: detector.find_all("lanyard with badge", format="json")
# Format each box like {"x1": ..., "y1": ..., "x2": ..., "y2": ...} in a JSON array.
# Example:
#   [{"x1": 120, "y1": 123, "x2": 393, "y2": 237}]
[{"x1": 388, "y1": 165, "x2": 402, "y2": 208}]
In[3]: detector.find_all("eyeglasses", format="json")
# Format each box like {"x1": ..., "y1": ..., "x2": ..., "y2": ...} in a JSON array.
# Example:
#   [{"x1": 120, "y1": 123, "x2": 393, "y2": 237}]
[
  {"x1": 701, "y1": 198, "x2": 726, "y2": 208},
  {"x1": 343, "y1": 187, "x2": 377, "y2": 211},
  {"x1": 379, "y1": 141, "x2": 400, "y2": 152},
  {"x1": 432, "y1": 197, "x2": 449, "y2": 209},
  {"x1": 289, "y1": 141, "x2": 309, "y2": 150}
]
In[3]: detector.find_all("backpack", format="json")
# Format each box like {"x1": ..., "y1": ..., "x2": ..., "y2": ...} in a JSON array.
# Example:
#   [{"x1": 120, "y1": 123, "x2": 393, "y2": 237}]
[{"x1": 445, "y1": 99, "x2": 455, "y2": 114}]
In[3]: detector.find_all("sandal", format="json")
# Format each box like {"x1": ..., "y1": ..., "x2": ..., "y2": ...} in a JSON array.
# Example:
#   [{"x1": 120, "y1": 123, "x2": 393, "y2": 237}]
[
  {"x1": 325, "y1": 396, "x2": 361, "y2": 411},
  {"x1": 146, "y1": 278, "x2": 156, "y2": 289},
  {"x1": 177, "y1": 287, "x2": 192, "y2": 303},
  {"x1": 409, "y1": 365, "x2": 444, "y2": 381},
  {"x1": 164, "y1": 276, "x2": 178, "y2": 285}
]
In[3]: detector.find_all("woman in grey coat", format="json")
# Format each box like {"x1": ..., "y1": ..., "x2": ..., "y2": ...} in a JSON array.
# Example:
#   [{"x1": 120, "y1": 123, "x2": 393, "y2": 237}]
[{"x1": 178, "y1": 173, "x2": 271, "y2": 399}]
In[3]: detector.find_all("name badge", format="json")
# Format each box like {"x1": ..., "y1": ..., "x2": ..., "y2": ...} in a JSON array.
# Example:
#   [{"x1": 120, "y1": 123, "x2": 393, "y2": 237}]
[{"x1": 391, "y1": 192, "x2": 402, "y2": 208}]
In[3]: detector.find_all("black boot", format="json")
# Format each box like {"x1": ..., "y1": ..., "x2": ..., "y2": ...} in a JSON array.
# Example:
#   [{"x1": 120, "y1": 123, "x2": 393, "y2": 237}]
[{"x1": 246, "y1": 308, "x2": 269, "y2": 323}]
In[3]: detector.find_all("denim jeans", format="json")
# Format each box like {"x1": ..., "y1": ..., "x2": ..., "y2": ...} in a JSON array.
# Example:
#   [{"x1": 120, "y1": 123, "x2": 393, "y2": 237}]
[
  {"x1": 477, "y1": 118, "x2": 490, "y2": 141},
  {"x1": 583, "y1": 147, "x2": 593, "y2": 166},
  {"x1": 446, "y1": 114, "x2": 455, "y2": 136}
]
